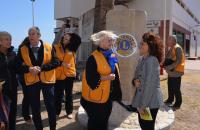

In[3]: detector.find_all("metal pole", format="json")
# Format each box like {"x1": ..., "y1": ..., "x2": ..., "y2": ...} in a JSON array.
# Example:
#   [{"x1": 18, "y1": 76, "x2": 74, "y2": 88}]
[
  {"x1": 163, "y1": 0, "x2": 166, "y2": 56},
  {"x1": 32, "y1": 0, "x2": 35, "y2": 26}
]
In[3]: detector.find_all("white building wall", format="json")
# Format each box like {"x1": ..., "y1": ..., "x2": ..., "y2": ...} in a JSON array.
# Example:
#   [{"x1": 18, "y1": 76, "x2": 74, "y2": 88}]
[
  {"x1": 54, "y1": 0, "x2": 95, "y2": 19},
  {"x1": 54, "y1": 0, "x2": 71, "y2": 20},
  {"x1": 128, "y1": 0, "x2": 172, "y2": 21},
  {"x1": 171, "y1": 0, "x2": 200, "y2": 57},
  {"x1": 70, "y1": 0, "x2": 95, "y2": 18},
  {"x1": 184, "y1": 0, "x2": 200, "y2": 57},
  {"x1": 171, "y1": 0, "x2": 196, "y2": 31},
  {"x1": 184, "y1": 0, "x2": 200, "y2": 20}
]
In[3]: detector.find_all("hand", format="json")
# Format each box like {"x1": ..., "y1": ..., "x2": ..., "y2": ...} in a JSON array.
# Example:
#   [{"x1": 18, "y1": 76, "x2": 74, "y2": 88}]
[
  {"x1": 35, "y1": 66, "x2": 41, "y2": 72},
  {"x1": 134, "y1": 79, "x2": 141, "y2": 88},
  {"x1": 61, "y1": 24, "x2": 66, "y2": 30},
  {"x1": 0, "y1": 80, "x2": 5, "y2": 92},
  {"x1": 62, "y1": 62, "x2": 71, "y2": 68},
  {"x1": 109, "y1": 74, "x2": 116, "y2": 80},
  {"x1": 29, "y1": 66, "x2": 41, "y2": 75},
  {"x1": 138, "y1": 107, "x2": 147, "y2": 115},
  {"x1": 0, "y1": 122, "x2": 6, "y2": 130},
  {"x1": 101, "y1": 74, "x2": 115, "y2": 81}
]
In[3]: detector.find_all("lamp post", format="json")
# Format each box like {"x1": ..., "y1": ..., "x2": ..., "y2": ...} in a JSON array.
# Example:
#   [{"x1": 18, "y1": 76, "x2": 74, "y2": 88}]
[{"x1": 30, "y1": 0, "x2": 35, "y2": 26}]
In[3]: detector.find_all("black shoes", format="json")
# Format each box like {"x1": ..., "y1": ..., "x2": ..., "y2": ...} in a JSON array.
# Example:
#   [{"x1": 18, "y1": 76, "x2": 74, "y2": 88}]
[
  {"x1": 164, "y1": 100, "x2": 173, "y2": 107},
  {"x1": 164, "y1": 100, "x2": 181, "y2": 111},
  {"x1": 171, "y1": 105, "x2": 181, "y2": 111},
  {"x1": 24, "y1": 116, "x2": 33, "y2": 125}
]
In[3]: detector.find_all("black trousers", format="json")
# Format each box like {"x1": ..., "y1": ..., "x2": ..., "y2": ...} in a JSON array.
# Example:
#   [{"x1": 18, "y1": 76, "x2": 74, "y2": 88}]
[
  {"x1": 167, "y1": 77, "x2": 182, "y2": 107},
  {"x1": 81, "y1": 98, "x2": 112, "y2": 130},
  {"x1": 27, "y1": 83, "x2": 56, "y2": 130},
  {"x1": 138, "y1": 108, "x2": 159, "y2": 130},
  {"x1": 19, "y1": 75, "x2": 31, "y2": 119},
  {"x1": 22, "y1": 84, "x2": 31, "y2": 119},
  {"x1": 9, "y1": 88, "x2": 17, "y2": 130},
  {"x1": 54, "y1": 77, "x2": 74, "y2": 115}
]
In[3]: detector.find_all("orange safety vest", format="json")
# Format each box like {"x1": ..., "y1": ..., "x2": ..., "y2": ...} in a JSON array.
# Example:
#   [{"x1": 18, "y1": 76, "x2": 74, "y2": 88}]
[
  {"x1": 82, "y1": 50, "x2": 119, "y2": 103},
  {"x1": 21, "y1": 43, "x2": 56, "y2": 86},
  {"x1": 54, "y1": 43, "x2": 76, "y2": 80},
  {"x1": 171, "y1": 44, "x2": 185, "y2": 73}
]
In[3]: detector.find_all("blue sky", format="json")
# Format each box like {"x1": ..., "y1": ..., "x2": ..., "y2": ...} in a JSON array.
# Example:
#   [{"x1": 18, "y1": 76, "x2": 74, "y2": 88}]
[{"x1": 0, "y1": 0, "x2": 55, "y2": 48}]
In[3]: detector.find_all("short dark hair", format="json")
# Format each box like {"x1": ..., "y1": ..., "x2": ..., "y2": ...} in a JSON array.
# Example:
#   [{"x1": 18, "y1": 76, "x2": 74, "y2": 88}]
[
  {"x1": 28, "y1": 26, "x2": 41, "y2": 36},
  {"x1": 142, "y1": 32, "x2": 164, "y2": 63}
]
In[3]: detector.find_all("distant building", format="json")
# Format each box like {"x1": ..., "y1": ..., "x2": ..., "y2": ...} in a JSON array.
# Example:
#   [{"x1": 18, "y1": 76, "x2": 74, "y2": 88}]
[{"x1": 54, "y1": 0, "x2": 200, "y2": 60}]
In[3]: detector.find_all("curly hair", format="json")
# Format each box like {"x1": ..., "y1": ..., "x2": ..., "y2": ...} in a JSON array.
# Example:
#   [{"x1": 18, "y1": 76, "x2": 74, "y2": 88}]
[
  {"x1": 142, "y1": 32, "x2": 164, "y2": 63},
  {"x1": 60, "y1": 33, "x2": 81, "y2": 52}
]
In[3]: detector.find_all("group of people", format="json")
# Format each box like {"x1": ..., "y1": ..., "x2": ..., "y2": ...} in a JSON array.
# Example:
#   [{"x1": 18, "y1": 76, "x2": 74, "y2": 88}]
[
  {"x1": 0, "y1": 26, "x2": 184, "y2": 130},
  {"x1": 81, "y1": 31, "x2": 185, "y2": 130},
  {"x1": 0, "y1": 24, "x2": 81, "y2": 130}
]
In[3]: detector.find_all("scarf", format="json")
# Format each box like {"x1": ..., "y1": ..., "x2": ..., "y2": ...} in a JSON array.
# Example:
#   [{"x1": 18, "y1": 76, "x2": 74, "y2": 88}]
[{"x1": 99, "y1": 48, "x2": 118, "y2": 73}]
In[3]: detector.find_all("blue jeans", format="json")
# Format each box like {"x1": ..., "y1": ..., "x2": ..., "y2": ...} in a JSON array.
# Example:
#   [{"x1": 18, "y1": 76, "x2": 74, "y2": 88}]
[{"x1": 27, "y1": 83, "x2": 56, "y2": 130}]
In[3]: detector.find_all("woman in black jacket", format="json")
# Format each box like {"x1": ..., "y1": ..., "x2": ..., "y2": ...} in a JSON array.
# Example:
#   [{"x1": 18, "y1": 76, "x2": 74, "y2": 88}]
[{"x1": 0, "y1": 31, "x2": 18, "y2": 130}]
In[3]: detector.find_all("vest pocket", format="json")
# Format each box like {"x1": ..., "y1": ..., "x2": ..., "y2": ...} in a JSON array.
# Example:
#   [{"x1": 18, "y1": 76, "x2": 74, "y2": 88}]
[
  {"x1": 88, "y1": 88, "x2": 104, "y2": 103},
  {"x1": 25, "y1": 73, "x2": 39, "y2": 85},
  {"x1": 56, "y1": 66, "x2": 65, "y2": 80},
  {"x1": 40, "y1": 70, "x2": 55, "y2": 83}
]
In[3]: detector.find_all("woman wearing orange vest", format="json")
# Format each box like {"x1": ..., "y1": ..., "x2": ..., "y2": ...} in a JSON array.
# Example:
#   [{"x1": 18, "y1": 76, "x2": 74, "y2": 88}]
[
  {"x1": 81, "y1": 30, "x2": 122, "y2": 130},
  {"x1": 164, "y1": 35, "x2": 185, "y2": 111},
  {"x1": 54, "y1": 28, "x2": 81, "y2": 119},
  {"x1": 17, "y1": 27, "x2": 60, "y2": 130}
]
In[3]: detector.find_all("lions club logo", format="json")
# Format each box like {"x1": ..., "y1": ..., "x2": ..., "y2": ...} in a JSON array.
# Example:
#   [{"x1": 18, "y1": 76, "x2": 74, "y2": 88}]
[{"x1": 112, "y1": 33, "x2": 137, "y2": 57}]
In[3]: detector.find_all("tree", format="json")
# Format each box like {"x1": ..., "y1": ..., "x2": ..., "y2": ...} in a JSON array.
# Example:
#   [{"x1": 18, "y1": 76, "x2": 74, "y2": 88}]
[
  {"x1": 92, "y1": 0, "x2": 133, "y2": 50},
  {"x1": 115, "y1": 0, "x2": 133, "y2": 5},
  {"x1": 93, "y1": 0, "x2": 115, "y2": 33},
  {"x1": 93, "y1": 0, "x2": 134, "y2": 33}
]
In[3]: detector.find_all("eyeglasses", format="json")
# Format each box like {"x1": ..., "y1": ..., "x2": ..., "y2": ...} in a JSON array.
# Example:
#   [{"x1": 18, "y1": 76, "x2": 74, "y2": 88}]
[{"x1": 107, "y1": 38, "x2": 116, "y2": 43}]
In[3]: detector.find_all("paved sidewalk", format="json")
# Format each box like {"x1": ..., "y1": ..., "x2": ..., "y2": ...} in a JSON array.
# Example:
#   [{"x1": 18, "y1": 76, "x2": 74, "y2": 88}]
[{"x1": 185, "y1": 60, "x2": 200, "y2": 70}]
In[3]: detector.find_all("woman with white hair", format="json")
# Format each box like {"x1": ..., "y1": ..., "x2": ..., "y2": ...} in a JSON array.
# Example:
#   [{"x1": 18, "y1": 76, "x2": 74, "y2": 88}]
[{"x1": 81, "y1": 30, "x2": 122, "y2": 130}]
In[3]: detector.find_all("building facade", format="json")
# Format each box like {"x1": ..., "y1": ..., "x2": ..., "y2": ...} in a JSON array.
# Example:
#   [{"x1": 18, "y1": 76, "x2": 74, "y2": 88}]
[{"x1": 54, "y1": 0, "x2": 200, "y2": 59}]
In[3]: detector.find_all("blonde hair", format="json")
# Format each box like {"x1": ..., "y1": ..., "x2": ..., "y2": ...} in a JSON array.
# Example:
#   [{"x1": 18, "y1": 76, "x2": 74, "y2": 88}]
[
  {"x1": 90, "y1": 30, "x2": 117, "y2": 45},
  {"x1": 0, "y1": 31, "x2": 12, "y2": 41}
]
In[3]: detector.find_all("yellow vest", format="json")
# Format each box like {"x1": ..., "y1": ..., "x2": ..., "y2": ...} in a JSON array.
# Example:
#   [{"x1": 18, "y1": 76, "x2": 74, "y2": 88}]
[
  {"x1": 54, "y1": 43, "x2": 76, "y2": 80},
  {"x1": 82, "y1": 50, "x2": 118, "y2": 103},
  {"x1": 21, "y1": 43, "x2": 56, "y2": 86},
  {"x1": 171, "y1": 44, "x2": 185, "y2": 73}
]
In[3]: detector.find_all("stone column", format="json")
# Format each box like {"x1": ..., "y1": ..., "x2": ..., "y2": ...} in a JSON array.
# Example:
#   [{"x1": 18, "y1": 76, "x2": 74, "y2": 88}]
[
  {"x1": 105, "y1": 5, "x2": 147, "y2": 128},
  {"x1": 106, "y1": 5, "x2": 147, "y2": 104}
]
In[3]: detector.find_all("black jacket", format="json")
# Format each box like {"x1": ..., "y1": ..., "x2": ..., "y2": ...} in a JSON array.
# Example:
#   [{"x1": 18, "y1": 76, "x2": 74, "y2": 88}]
[{"x1": 0, "y1": 46, "x2": 18, "y2": 99}]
